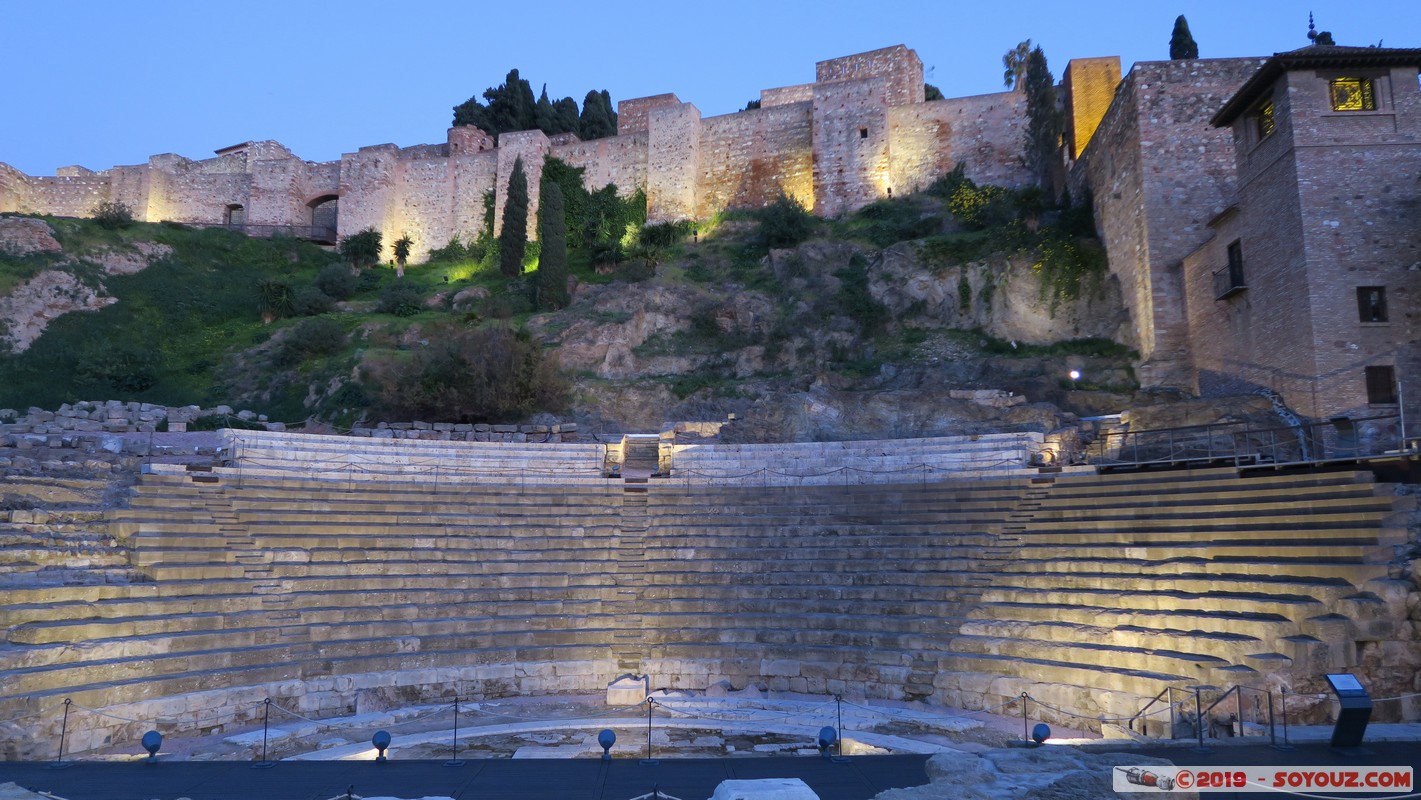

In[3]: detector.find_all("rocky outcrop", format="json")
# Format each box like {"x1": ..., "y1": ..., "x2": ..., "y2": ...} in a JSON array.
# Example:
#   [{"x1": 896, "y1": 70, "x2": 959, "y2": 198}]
[
  {"x1": 870, "y1": 242, "x2": 1131, "y2": 345},
  {"x1": 0, "y1": 217, "x2": 62, "y2": 256},
  {"x1": 0, "y1": 271, "x2": 114, "y2": 353}
]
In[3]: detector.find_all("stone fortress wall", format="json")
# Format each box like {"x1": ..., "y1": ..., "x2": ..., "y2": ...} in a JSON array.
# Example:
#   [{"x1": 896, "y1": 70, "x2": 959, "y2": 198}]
[{"x1": 0, "y1": 46, "x2": 1033, "y2": 264}]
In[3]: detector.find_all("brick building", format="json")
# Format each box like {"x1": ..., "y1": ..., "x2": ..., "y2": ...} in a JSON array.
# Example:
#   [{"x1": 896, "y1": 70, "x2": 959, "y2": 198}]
[{"x1": 1178, "y1": 46, "x2": 1421, "y2": 423}]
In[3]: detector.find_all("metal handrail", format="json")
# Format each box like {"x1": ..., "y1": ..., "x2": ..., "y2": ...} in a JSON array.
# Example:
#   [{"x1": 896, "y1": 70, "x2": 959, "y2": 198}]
[{"x1": 1085, "y1": 412, "x2": 1409, "y2": 469}]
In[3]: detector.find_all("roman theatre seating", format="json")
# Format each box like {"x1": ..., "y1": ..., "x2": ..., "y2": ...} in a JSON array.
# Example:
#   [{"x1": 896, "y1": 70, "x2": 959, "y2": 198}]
[{"x1": 0, "y1": 429, "x2": 1408, "y2": 757}]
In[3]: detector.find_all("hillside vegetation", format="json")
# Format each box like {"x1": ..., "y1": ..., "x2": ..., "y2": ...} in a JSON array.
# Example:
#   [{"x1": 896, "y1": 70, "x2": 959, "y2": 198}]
[{"x1": 0, "y1": 173, "x2": 1141, "y2": 439}]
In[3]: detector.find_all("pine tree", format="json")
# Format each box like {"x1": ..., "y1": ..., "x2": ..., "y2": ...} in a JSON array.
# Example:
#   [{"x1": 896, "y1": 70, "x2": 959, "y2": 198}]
[
  {"x1": 537, "y1": 183, "x2": 570, "y2": 310},
  {"x1": 1023, "y1": 46, "x2": 1062, "y2": 189},
  {"x1": 499, "y1": 158, "x2": 528, "y2": 279},
  {"x1": 1170, "y1": 15, "x2": 1199, "y2": 59}
]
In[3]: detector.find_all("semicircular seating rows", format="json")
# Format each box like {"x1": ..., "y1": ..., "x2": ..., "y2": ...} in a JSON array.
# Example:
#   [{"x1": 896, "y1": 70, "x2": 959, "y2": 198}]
[{"x1": 0, "y1": 429, "x2": 1409, "y2": 758}]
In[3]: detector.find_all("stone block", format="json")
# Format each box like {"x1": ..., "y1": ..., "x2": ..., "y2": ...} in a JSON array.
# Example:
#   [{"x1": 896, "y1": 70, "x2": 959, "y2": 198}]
[{"x1": 606, "y1": 674, "x2": 648, "y2": 706}]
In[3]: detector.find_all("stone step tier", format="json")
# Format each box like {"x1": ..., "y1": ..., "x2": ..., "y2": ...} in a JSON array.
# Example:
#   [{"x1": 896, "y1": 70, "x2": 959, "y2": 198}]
[{"x1": 0, "y1": 439, "x2": 1408, "y2": 758}]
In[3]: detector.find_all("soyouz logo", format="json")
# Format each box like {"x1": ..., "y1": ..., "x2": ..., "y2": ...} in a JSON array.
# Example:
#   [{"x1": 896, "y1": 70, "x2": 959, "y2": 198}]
[{"x1": 1113, "y1": 765, "x2": 1413, "y2": 793}]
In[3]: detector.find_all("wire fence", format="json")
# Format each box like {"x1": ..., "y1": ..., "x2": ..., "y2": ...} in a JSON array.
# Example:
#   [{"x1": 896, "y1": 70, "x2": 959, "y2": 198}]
[{"x1": 30, "y1": 682, "x2": 1421, "y2": 764}]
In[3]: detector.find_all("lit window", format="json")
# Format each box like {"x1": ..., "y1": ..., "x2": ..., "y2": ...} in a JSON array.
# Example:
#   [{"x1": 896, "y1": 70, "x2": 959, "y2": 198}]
[
  {"x1": 1254, "y1": 101, "x2": 1276, "y2": 139},
  {"x1": 1329, "y1": 78, "x2": 1376, "y2": 111},
  {"x1": 1356, "y1": 286, "x2": 1387, "y2": 322},
  {"x1": 1365, "y1": 366, "x2": 1397, "y2": 405}
]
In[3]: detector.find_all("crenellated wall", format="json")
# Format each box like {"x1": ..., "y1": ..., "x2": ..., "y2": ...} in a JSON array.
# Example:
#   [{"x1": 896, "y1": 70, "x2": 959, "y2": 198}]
[{"x1": 0, "y1": 44, "x2": 1033, "y2": 261}]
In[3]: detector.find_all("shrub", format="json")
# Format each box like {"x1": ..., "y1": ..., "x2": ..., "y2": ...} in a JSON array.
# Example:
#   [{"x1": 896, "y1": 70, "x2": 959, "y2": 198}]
[
  {"x1": 315, "y1": 263, "x2": 358, "y2": 300},
  {"x1": 851, "y1": 199, "x2": 941, "y2": 247},
  {"x1": 91, "y1": 200, "x2": 134, "y2": 229},
  {"x1": 426, "y1": 236, "x2": 469, "y2": 264},
  {"x1": 189, "y1": 413, "x2": 266, "y2": 432},
  {"x1": 614, "y1": 260, "x2": 654, "y2": 283},
  {"x1": 835, "y1": 253, "x2": 888, "y2": 335},
  {"x1": 256, "y1": 277, "x2": 295, "y2": 320},
  {"x1": 756, "y1": 193, "x2": 815, "y2": 250},
  {"x1": 277, "y1": 317, "x2": 346, "y2": 366},
  {"x1": 75, "y1": 342, "x2": 158, "y2": 393},
  {"x1": 638, "y1": 220, "x2": 695, "y2": 248},
  {"x1": 377, "y1": 281, "x2": 424, "y2": 316},
  {"x1": 291, "y1": 285, "x2": 334, "y2": 316},
  {"x1": 480, "y1": 286, "x2": 534, "y2": 319},
  {"x1": 368, "y1": 323, "x2": 568, "y2": 422},
  {"x1": 339, "y1": 227, "x2": 382, "y2": 269},
  {"x1": 946, "y1": 182, "x2": 1014, "y2": 230}
]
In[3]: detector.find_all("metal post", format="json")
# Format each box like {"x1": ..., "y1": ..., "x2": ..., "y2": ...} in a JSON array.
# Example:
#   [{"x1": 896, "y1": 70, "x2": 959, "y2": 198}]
[
  {"x1": 445, "y1": 697, "x2": 464, "y2": 766},
  {"x1": 1192, "y1": 687, "x2": 1212, "y2": 754},
  {"x1": 1275, "y1": 687, "x2": 1295, "y2": 751},
  {"x1": 1267, "y1": 691, "x2": 1277, "y2": 747},
  {"x1": 50, "y1": 698, "x2": 72, "y2": 769},
  {"x1": 836, "y1": 694, "x2": 844, "y2": 760},
  {"x1": 641, "y1": 698, "x2": 657, "y2": 764},
  {"x1": 1167, "y1": 688, "x2": 1176, "y2": 740},
  {"x1": 1021, "y1": 692, "x2": 1030, "y2": 743},
  {"x1": 253, "y1": 698, "x2": 275, "y2": 768},
  {"x1": 1238, "y1": 687, "x2": 1245, "y2": 738}
]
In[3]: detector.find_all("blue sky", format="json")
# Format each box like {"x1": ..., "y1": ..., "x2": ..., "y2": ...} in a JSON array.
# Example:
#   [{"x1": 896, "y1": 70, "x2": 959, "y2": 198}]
[{"x1": 4, "y1": 0, "x2": 1419, "y2": 175}]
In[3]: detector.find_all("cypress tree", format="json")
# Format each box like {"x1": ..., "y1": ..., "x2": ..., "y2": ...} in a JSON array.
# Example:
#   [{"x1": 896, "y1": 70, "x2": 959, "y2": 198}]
[
  {"x1": 1170, "y1": 15, "x2": 1199, "y2": 59},
  {"x1": 580, "y1": 90, "x2": 615, "y2": 140},
  {"x1": 1023, "y1": 46, "x2": 1062, "y2": 189},
  {"x1": 537, "y1": 183, "x2": 570, "y2": 309},
  {"x1": 499, "y1": 157, "x2": 528, "y2": 279},
  {"x1": 553, "y1": 97, "x2": 581, "y2": 135},
  {"x1": 534, "y1": 85, "x2": 556, "y2": 135}
]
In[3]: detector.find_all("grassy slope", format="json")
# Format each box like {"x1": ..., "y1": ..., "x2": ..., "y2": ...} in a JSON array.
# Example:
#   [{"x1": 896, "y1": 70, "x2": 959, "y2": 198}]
[{"x1": 0, "y1": 190, "x2": 1127, "y2": 423}]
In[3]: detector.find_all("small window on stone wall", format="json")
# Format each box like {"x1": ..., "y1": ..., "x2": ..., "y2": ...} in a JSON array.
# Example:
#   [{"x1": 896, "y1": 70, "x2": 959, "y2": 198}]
[
  {"x1": 1357, "y1": 286, "x2": 1388, "y2": 322},
  {"x1": 1329, "y1": 77, "x2": 1376, "y2": 111},
  {"x1": 859, "y1": 128, "x2": 868, "y2": 140},
  {"x1": 1366, "y1": 365, "x2": 1398, "y2": 405},
  {"x1": 1253, "y1": 100, "x2": 1276, "y2": 140}
]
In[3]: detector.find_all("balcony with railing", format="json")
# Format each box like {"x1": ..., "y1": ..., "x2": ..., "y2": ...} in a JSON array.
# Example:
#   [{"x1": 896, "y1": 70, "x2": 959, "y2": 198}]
[{"x1": 1213, "y1": 259, "x2": 1247, "y2": 300}]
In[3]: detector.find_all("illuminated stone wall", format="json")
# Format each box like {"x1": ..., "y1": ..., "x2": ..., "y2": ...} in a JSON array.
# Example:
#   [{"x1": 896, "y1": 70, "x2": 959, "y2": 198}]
[
  {"x1": 0, "y1": 162, "x2": 31, "y2": 213},
  {"x1": 816, "y1": 45, "x2": 926, "y2": 108},
  {"x1": 888, "y1": 91, "x2": 1030, "y2": 196},
  {"x1": 1063, "y1": 57, "x2": 1122, "y2": 159},
  {"x1": 811, "y1": 78, "x2": 892, "y2": 218},
  {"x1": 20, "y1": 175, "x2": 112, "y2": 217},
  {"x1": 1070, "y1": 58, "x2": 1267, "y2": 386},
  {"x1": 646, "y1": 103, "x2": 702, "y2": 222},
  {"x1": 696, "y1": 103, "x2": 815, "y2": 219},
  {"x1": 618, "y1": 93, "x2": 681, "y2": 136}
]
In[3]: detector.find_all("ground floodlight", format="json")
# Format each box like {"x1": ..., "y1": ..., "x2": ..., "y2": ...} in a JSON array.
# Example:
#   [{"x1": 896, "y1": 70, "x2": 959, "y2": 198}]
[
  {"x1": 817, "y1": 725, "x2": 838, "y2": 758},
  {"x1": 599, "y1": 729, "x2": 616, "y2": 761},
  {"x1": 1032, "y1": 723, "x2": 1050, "y2": 744},
  {"x1": 372, "y1": 730, "x2": 391, "y2": 762},
  {"x1": 142, "y1": 730, "x2": 162, "y2": 762}
]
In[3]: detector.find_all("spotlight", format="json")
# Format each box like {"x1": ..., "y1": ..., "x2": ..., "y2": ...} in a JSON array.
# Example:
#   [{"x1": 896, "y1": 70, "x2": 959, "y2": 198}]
[
  {"x1": 817, "y1": 726, "x2": 838, "y2": 759},
  {"x1": 598, "y1": 729, "x2": 616, "y2": 761},
  {"x1": 372, "y1": 730, "x2": 391, "y2": 762},
  {"x1": 1032, "y1": 723, "x2": 1050, "y2": 744},
  {"x1": 142, "y1": 730, "x2": 162, "y2": 763}
]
